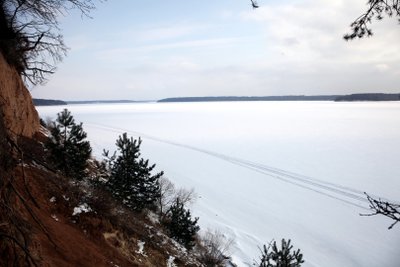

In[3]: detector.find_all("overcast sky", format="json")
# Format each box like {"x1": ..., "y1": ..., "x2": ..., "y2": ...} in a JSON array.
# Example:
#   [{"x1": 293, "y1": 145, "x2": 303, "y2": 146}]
[{"x1": 30, "y1": 0, "x2": 400, "y2": 101}]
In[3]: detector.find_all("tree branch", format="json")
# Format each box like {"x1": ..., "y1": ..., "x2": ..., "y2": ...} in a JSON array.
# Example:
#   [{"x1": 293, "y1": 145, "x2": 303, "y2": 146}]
[{"x1": 361, "y1": 192, "x2": 400, "y2": 229}]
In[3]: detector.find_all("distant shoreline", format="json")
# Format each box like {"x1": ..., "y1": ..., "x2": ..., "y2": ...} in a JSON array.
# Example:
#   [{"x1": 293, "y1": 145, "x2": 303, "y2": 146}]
[
  {"x1": 33, "y1": 93, "x2": 400, "y2": 106},
  {"x1": 158, "y1": 95, "x2": 339, "y2": 102},
  {"x1": 33, "y1": 99, "x2": 152, "y2": 106},
  {"x1": 158, "y1": 93, "x2": 400, "y2": 103},
  {"x1": 66, "y1": 100, "x2": 151, "y2": 105}
]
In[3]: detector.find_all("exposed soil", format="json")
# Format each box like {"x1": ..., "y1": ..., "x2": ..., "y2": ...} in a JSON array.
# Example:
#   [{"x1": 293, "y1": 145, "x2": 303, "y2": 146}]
[{"x1": 0, "y1": 131, "x2": 204, "y2": 267}]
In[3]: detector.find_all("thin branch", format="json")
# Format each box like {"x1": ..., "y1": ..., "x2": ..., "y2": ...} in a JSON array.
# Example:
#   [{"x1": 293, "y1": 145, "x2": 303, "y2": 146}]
[
  {"x1": 361, "y1": 192, "x2": 400, "y2": 229},
  {"x1": 20, "y1": 32, "x2": 45, "y2": 52},
  {"x1": 344, "y1": 0, "x2": 400, "y2": 40},
  {"x1": 0, "y1": 0, "x2": 99, "y2": 85},
  {"x1": 10, "y1": 0, "x2": 27, "y2": 25}
]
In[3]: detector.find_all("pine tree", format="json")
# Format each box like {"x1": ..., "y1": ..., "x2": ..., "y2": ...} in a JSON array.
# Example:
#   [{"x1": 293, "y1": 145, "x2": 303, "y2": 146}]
[
  {"x1": 106, "y1": 133, "x2": 163, "y2": 211},
  {"x1": 257, "y1": 239, "x2": 304, "y2": 267},
  {"x1": 46, "y1": 109, "x2": 92, "y2": 180},
  {"x1": 163, "y1": 199, "x2": 200, "y2": 249}
]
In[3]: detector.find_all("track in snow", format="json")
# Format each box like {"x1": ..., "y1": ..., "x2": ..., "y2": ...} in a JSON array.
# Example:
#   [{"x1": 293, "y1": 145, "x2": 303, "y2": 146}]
[{"x1": 85, "y1": 122, "x2": 391, "y2": 210}]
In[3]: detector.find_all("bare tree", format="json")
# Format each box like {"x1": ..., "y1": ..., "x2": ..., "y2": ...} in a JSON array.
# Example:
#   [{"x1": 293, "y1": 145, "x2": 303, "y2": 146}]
[
  {"x1": 157, "y1": 176, "x2": 197, "y2": 217},
  {"x1": 158, "y1": 176, "x2": 176, "y2": 215},
  {"x1": 362, "y1": 193, "x2": 400, "y2": 230},
  {"x1": 175, "y1": 187, "x2": 197, "y2": 207},
  {"x1": 199, "y1": 229, "x2": 234, "y2": 267},
  {"x1": 344, "y1": 0, "x2": 400, "y2": 40},
  {"x1": 0, "y1": 0, "x2": 99, "y2": 85}
]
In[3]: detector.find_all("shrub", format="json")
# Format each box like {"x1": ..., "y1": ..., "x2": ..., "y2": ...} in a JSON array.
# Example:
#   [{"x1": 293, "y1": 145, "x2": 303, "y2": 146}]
[
  {"x1": 256, "y1": 239, "x2": 304, "y2": 267},
  {"x1": 163, "y1": 199, "x2": 200, "y2": 250},
  {"x1": 199, "y1": 229, "x2": 234, "y2": 266}
]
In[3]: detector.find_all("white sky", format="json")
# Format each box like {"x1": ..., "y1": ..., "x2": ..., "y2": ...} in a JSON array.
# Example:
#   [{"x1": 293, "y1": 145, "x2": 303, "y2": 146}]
[{"x1": 30, "y1": 0, "x2": 400, "y2": 101}]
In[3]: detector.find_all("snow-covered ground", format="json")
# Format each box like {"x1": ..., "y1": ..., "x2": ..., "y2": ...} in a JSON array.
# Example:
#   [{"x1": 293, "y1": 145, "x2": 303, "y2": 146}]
[{"x1": 37, "y1": 101, "x2": 400, "y2": 267}]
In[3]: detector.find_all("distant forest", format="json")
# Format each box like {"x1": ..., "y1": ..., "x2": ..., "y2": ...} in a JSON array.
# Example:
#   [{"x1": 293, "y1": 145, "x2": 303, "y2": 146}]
[
  {"x1": 158, "y1": 93, "x2": 400, "y2": 103},
  {"x1": 158, "y1": 96, "x2": 340, "y2": 102},
  {"x1": 334, "y1": 93, "x2": 400, "y2": 102},
  {"x1": 32, "y1": 99, "x2": 142, "y2": 106},
  {"x1": 33, "y1": 98, "x2": 67, "y2": 106},
  {"x1": 66, "y1": 100, "x2": 140, "y2": 104}
]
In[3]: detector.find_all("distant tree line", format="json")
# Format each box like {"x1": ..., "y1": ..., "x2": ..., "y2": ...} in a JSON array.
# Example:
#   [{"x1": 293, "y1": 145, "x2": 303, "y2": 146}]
[
  {"x1": 158, "y1": 96, "x2": 340, "y2": 103},
  {"x1": 158, "y1": 93, "x2": 400, "y2": 103},
  {"x1": 33, "y1": 98, "x2": 67, "y2": 106},
  {"x1": 335, "y1": 93, "x2": 400, "y2": 102}
]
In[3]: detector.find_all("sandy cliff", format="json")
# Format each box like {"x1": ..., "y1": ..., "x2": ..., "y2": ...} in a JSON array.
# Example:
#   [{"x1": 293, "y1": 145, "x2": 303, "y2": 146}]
[{"x1": 0, "y1": 53, "x2": 40, "y2": 138}]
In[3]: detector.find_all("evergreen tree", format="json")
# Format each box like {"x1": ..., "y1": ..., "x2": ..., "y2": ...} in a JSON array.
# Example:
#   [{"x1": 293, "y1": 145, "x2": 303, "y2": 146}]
[
  {"x1": 163, "y1": 199, "x2": 200, "y2": 249},
  {"x1": 46, "y1": 109, "x2": 92, "y2": 180},
  {"x1": 257, "y1": 239, "x2": 304, "y2": 267},
  {"x1": 106, "y1": 133, "x2": 163, "y2": 211}
]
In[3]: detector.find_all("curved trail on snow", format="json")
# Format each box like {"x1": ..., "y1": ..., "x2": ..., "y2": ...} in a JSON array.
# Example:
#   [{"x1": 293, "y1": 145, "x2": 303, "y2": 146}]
[{"x1": 85, "y1": 122, "x2": 393, "y2": 210}]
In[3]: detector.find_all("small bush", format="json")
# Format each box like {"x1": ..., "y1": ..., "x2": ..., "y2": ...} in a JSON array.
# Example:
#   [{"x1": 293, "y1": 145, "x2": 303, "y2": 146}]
[
  {"x1": 256, "y1": 238, "x2": 304, "y2": 267},
  {"x1": 163, "y1": 199, "x2": 200, "y2": 250},
  {"x1": 199, "y1": 229, "x2": 234, "y2": 266}
]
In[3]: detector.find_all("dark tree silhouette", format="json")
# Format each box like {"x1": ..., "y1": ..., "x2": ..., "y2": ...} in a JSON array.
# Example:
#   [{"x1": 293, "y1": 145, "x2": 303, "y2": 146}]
[
  {"x1": 256, "y1": 239, "x2": 304, "y2": 267},
  {"x1": 344, "y1": 0, "x2": 400, "y2": 40},
  {"x1": 362, "y1": 193, "x2": 400, "y2": 230},
  {"x1": 0, "y1": 0, "x2": 98, "y2": 85},
  {"x1": 163, "y1": 199, "x2": 200, "y2": 250},
  {"x1": 46, "y1": 109, "x2": 92, "y2": 180},
  {"x1": 105, "y1": 133, "x2": 163, "y2": 212}
]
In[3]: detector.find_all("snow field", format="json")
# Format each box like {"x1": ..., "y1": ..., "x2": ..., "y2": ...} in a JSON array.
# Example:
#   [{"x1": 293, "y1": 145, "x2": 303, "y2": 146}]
[{"x1": 37, "y1": 101, "x2": 400, "y2": 266}]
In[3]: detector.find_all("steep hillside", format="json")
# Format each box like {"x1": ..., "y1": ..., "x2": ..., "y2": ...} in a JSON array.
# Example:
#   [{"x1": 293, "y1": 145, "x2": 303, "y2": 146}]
[
  {"x1": 0, "y1": 54, "x2": 206, "y2": 266},
  {"x1": 0, "y1": 53, "x2": 40, "y2": 138}
]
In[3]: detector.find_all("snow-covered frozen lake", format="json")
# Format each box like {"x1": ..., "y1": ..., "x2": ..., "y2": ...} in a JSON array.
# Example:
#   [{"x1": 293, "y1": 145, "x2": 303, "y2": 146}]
[{"x1": 37, "y1": 101, "x2": 400, "y2": 267}]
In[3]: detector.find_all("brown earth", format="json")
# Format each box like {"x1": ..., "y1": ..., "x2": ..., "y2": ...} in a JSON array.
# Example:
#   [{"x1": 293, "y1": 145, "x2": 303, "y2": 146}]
[
  {"x1": 3, "y1": 134, "x2": 203, "y2": 267},
  {"x1": 0, "y1": 53, "x2": 40, "y2": 138}
]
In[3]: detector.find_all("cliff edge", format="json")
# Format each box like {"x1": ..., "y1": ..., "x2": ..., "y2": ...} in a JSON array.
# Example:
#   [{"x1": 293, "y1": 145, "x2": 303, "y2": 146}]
[{"x1": 0, "y1": 52, "x2": 40, "y2": 138}]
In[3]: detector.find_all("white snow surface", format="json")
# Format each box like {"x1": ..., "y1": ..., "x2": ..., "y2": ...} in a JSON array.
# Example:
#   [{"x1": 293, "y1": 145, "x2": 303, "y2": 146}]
[
  {"x1": 72, "y1": 203, "x2": 92, "y2": 216},
  {"x1": 37, "y1": 101, "x2": 400, "y2": 267},
  {"x1": 135, "y1": 240, "x2": 146, "y2": 256},
  {"x1": 51, "y1": 214, "x2": 59, "y2": 222},
  {"x1": 166, "y1": 256, "x2": 177, "y2": 267}
]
